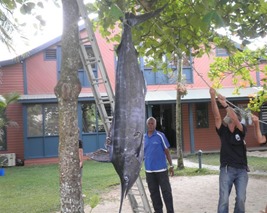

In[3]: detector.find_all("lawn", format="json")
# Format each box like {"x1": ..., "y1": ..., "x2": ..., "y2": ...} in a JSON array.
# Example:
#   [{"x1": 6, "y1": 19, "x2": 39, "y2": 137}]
[
  {"x1": 0, "y1": 161, "x2": 120, "y2": 213},
  {"x1": 0, "y1": 159, "x2": 218, "y2": 213},
  {"x1": 0, "y1": 154, "x2": 265, "y2": 213},
  {"x1": 185, "y1": 153, "x2": 267, "y2": 172}
]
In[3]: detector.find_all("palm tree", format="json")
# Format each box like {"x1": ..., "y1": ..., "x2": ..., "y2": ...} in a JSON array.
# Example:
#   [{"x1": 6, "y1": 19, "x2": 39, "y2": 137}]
[{"x1": 0, "y1": 92, "x2": 20, "y2": 150}]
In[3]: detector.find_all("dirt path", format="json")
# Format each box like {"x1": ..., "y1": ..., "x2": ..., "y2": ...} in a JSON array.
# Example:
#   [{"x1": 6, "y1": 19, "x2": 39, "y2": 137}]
[{"x1": 85, "y1": 174, "x2": 267, "y2": 213}]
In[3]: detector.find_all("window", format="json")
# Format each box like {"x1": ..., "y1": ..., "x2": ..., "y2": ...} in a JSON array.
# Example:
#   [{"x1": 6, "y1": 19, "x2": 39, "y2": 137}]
[
  {"x1": 196, "y1": 103, "x2": 209, "y2": 128},
  {"x1": 27, "y1": 104, "x2": 43, "y2": 137},
  {"x1": 81, "y1": 103, "x2": 109, "y2": 133},
  {"x1": 44, "y1": 49, "x2": 57, "y2": 60},
  {"x1": 81, "y1": 103, "x2": 97, "y2": 133},
  {"x1": 44, "y1": 104, "x2": 59, "y2": 136},
  {"x1": 27, "y1": 104, "x2": 59, "y2": 137},
  {"x1": 142, "y1": 54, "x2": 193, "y2": 85},
  {"x1": 216, "y1": 47, "x2": 228, "y2": 57}
]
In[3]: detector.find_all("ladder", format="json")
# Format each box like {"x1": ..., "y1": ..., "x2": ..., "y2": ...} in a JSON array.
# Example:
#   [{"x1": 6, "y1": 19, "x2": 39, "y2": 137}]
[
  {"x1": 77, "y1": 0, "x2": 114, "y2": 133},
  {"x1": 76, "y1": 0, "x2": 152, "y2": 212}
]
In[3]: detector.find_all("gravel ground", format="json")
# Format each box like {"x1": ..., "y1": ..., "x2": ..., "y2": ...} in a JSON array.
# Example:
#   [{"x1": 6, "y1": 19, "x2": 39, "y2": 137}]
[{"x1": 85, "y1": 151, "x2": 267, "y2": 213}]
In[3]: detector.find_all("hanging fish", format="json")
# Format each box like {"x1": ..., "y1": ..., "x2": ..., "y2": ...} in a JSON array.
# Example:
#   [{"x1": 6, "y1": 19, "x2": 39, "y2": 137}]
[{"x1": 89, "y1": 5, "x2": 166, "y2": 212}]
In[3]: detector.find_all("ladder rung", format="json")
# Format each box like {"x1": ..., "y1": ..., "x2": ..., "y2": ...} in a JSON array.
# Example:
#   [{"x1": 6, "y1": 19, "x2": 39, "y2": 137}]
[
  {"x1": 84, "y1": 57, "x2": 96, "y2": 63},
  {"x1": 98, "y1": 99, "x2": 113, "y2": 104},
  {"x1": 80, "y1": 37, "x2": 91, "y2": 44},
  {"x1": 91, "y1": 79, "x2": 105, "y2": 85}
]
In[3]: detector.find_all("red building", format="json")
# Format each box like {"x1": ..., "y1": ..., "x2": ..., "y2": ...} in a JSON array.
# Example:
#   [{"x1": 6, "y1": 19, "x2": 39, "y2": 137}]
[{"x1": 0, "y1": 28, "x2": 265, "y2": 165}]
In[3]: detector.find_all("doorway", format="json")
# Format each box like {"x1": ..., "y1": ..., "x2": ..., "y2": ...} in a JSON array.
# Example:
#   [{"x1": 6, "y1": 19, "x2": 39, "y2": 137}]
[{"x1": 151, "y1": 104, "x2": 176, "y2": 148}]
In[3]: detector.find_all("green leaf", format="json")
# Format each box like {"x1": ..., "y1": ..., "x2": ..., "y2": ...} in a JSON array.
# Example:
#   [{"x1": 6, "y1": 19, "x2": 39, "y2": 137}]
[
  {"x1": 110, "y1": 4, "x2": 123, "y2": 21},
  {"x1": 89, "y1": 195, "x2": 100, "y2": 209}
]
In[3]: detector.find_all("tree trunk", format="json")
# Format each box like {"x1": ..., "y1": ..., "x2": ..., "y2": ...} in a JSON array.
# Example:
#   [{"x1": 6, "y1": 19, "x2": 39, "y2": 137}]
[
  {"x1": 176, "y1": 53, "x2": 184, "y2": 169},
  {"x1": 54, "y1": 0, "x2": 83, "y2": 212}
]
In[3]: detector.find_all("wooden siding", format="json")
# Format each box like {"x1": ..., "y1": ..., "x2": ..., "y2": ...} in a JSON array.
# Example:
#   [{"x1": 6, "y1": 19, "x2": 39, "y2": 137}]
[
  {"x1": 0, "y1": 63, "x2": 24, "y2": 159},
  {"x1": 0, "y1": 63, "x2": 24, "y2": 93},
  {"x1": 5, "y1": 104, "x2": 24, "y2": 159},
  {"x1": 25, "y1": 157, "x2": 59, "y2": 165},
  {"x1": 26, "y1": 52, "x2": 57, "y2": 94}
]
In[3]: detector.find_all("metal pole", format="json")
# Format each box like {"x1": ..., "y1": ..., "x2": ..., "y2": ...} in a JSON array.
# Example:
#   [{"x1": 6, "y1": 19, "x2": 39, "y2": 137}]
[{"x1": 198, "y1": 150, "x2": 202, "y2": 169}]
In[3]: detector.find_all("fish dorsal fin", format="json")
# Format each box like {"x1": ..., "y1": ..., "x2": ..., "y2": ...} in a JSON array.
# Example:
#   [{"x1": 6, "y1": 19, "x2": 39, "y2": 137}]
[{"x1": 125, "y1": 4, "x2": 167, "y2": 27}]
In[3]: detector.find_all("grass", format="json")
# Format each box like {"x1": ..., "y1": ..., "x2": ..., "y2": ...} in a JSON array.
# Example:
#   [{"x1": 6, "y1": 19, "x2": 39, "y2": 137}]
[
  {"x1": 0, "y1": 161, "x2": 120, "y2": 213},
  {"x1": 185, "y1": 153, "x2": 267, "y2": 172},
  {"x1": 1, "y1": 154, "x2": 263, "y2": 213},
  {"x1": 173, "y1": 167, "x2": 219, "y2": 176}
]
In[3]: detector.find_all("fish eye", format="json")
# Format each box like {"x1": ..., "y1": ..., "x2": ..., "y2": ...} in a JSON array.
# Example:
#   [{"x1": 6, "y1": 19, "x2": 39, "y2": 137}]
[{"x1": 124, "y1": 176, "x2": 129, "y2": 183}]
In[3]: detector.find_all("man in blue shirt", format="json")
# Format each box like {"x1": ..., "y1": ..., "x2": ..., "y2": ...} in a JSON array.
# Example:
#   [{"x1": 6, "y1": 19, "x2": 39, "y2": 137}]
[{"x1": 144, "y1": 117, "x2": 174, "y2": 213}]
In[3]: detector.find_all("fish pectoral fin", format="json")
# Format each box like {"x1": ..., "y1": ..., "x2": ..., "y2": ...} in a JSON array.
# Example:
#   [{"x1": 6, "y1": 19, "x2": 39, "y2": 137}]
[
  {"x1": 133, "y1": 131, "x2": 144, "y2": 158},
  {"x1": 133, "y1": 131, "x2": 142, "y2": 138},
  {"x1": 87, "y1": 148, "x2": 111, "y2": 162}
]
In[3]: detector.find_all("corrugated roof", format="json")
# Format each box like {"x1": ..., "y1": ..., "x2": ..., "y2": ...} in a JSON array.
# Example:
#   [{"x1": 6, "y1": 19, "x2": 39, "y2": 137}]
[
  {"x1": 18, "y1": 87, "x2": 261, "y2": 104},
  {"x1": 145, "y1": 87, "x2": 260, "y2": 104},
  {"x1": 18, "y1": 93, "x2": 96, "y2": 103},
  {"x1": 0, "y1": 25, "x2": 86, "y2": 67}
]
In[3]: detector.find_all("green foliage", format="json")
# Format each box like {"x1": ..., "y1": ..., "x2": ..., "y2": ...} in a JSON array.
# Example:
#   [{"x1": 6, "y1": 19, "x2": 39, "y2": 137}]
[
  {"x1": 208, "y1": 47, "x2": 267, "y2": 111},
  {"x1": 0, "y1": 92, "x2": 20, "y2": 128},
  {"x1": 248, "y1": 88, "x2": 267, "y2": 112},
  {"x1": 0, "y1": 92, "x2": 20, "y2": 148},
  {"x1": 86, "y1": 0, "x2": 267, "y2": 74}
]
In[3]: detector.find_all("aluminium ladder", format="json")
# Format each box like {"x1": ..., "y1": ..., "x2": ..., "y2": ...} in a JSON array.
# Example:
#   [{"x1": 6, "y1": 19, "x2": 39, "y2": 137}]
[{"x1": 76, "y1": 0, "x2": 152, "y2": 212}]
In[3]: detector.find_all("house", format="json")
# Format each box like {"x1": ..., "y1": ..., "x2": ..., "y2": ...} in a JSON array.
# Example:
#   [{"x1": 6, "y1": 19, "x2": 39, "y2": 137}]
[{"x1": 0, "y1": 28, "x2": 266, "y2": 165}]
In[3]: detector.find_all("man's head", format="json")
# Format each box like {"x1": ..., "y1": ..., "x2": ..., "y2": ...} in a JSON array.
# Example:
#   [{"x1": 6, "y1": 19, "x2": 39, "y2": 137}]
[
  {"x1": 223, "y1": 108, "x2": 242, "y2": 124},
  {"x1": 146, "y1": 117, "x2": 157, "y2": 132}
]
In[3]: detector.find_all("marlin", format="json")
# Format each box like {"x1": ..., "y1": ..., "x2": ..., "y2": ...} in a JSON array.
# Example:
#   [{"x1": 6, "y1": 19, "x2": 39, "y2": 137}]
[{"x1": 89, "y1": 6, "x2": 165, "y2": 212}]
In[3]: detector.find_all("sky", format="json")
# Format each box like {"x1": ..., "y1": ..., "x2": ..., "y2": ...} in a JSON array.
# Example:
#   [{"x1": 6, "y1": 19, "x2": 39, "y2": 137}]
[
  {"x1": 0, "y1": 1, "x2": 64, "y2": 61},
  {"x1": 0, "y1": 1, "x2": 266, "y2": 61}
]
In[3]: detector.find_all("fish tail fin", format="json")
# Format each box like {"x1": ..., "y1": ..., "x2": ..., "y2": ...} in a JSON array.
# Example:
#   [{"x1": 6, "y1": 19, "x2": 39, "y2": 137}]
[{"x1": 126, "y1": 4, "x2": 167, "y2": 27}]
